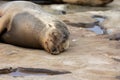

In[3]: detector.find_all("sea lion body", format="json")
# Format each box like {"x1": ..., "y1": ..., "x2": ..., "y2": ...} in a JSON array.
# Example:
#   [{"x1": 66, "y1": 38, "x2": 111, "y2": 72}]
[
  {"x1": 1, "y1": 12, "x2": 44, "y2": 48},
  {"x1": 0, "y1": 1, "x2": 70, "y2": 54}
]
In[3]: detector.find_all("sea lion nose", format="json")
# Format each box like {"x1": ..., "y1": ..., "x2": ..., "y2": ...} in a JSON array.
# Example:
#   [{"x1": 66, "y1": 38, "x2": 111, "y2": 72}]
[
  {"x1": 52, "y1": 48, "x2": 57, "y2": 52},
  {"x1": 51, "y1": 47, "x2": 60, "y2": 55}
]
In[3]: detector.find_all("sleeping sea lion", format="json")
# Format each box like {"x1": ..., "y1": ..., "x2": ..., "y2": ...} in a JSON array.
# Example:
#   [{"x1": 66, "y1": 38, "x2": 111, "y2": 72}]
[{"x1": 0, "y1": 1, "x2": 70, "y2": 55}]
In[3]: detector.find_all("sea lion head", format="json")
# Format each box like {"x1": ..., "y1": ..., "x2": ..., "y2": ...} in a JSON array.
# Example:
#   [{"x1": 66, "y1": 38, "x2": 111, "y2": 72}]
[{"x1": 42, "y1": 21, "x2": 70, "y2": 55}]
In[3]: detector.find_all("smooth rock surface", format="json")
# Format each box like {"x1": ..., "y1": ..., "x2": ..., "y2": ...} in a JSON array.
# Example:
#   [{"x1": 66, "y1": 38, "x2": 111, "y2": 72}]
[
  {"x1": 85, "y1": 10, "x2": 120, "y2": 35},
  {"x1": 0, "y1": 22, "x2": 120, "y2": 80},
  {"x1": 59, "y1": 9, "x2": 120, "y2": 35}
]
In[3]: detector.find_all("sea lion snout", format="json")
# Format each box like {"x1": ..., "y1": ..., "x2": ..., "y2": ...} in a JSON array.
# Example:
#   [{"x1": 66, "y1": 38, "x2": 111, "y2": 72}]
[
  {"x1": 42, "y1": 22, "x2": 70, "y2": 55},
  {"x1": 49, "y1": 40, "x2": 69, "y2": 55},
  {"x1": 51, "y1": 47, "x2": 60, "y2": 55},
  {"x1": 43, "y1": 32, "x2": 69, "y2": 55}
]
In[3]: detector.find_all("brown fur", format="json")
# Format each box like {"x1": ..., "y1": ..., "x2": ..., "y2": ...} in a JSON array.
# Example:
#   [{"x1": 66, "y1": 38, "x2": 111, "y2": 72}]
[
  {"x1": 62, "y1": 0, "x2": 113, "y2": 6},
  {"x1": 0, "y1": 1, "x2": 70, "y2": 55}
]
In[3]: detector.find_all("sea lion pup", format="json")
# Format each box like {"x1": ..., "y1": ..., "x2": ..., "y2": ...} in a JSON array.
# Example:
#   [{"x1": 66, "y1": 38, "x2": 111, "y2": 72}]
[{"x1": 0, "y1": 1, "x2": 70, "y2": 55}]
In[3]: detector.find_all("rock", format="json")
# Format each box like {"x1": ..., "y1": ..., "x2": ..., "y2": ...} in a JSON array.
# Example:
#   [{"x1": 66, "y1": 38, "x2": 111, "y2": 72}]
[
  {"x1": 58, "y1": 9, "x2": 120, "y2": 36},
  {"x1": 107, "y1": 0, "x2": 120, "y2": 10},
  {"x1": 77, "y1": 10, "x2": 120, "y2": 40},
  {"x1": 100, "y1": 11, "x2": 120, "y2": 35},
  {"x1": 0, "y1": 14, "x2": 120, "y2": 79},
  {"x1": 59, "y1": 12, "x2": 97, "y2": 28}
]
